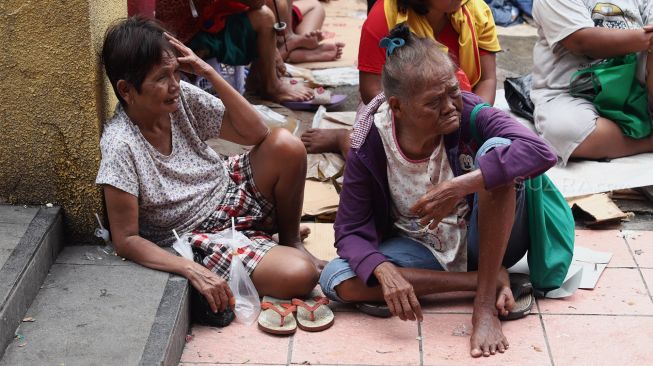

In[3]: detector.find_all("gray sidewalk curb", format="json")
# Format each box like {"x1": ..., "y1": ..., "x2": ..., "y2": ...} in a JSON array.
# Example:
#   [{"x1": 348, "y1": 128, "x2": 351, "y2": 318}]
[
  {"x1": 0, "y1": 207, "x2": 63, "y2": 359},
  {"x1": 139, "y1": 274, "x2": 190, "y2": 366}
]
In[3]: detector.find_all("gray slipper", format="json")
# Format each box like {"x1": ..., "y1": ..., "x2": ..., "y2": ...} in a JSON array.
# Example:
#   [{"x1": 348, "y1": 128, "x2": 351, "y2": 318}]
[{"x1": 356, "y1": 302, "x2": 392, "y2": 318}]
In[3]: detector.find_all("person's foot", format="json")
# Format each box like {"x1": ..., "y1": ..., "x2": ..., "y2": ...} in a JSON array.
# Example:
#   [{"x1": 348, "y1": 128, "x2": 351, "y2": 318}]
[
  {"x1": 287, "y1": 42, "x2": 345, "y2": 64},
  {"x1": 301, "y1": 128, "x2": 349, "y2": 154},
  {"x1": 272, "y1": 225, "x2": 311, "y2": 243},
  {"x1": 281, "y1": 31, "x2": 321, "y2": 55},
  {"x1": 261, "y1": 77, "x2": 314, "y2": 103},
  {"x1": 470, "y1": 305, "x2": 510, "y2": 357},
  {"x1": 495, "y1": 268, "x2": 516, "y2": 317}
]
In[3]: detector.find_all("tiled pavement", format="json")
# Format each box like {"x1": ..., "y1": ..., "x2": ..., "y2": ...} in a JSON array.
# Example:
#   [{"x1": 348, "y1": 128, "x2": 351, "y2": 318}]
[{"x1": 180, "y1": 229, "x2": 653, "y2": 366}]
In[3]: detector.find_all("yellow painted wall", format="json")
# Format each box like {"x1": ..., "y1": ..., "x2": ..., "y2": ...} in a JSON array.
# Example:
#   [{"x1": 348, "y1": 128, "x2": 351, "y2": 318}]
[{"x1": 0, "y1": 1, "x2": 126, "y2": 242}]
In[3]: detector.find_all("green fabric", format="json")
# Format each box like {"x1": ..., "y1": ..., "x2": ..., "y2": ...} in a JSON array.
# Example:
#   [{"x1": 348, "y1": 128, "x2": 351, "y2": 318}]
[
  {"x1": 570, "y1": 53, "x2": 651, "y2": 139},
  {"x1": 470, "y1": 104, "x2": 575, "y2": 291},
  {"x1": 188, "y1": 12, "x2": 257, "y2": 66}
]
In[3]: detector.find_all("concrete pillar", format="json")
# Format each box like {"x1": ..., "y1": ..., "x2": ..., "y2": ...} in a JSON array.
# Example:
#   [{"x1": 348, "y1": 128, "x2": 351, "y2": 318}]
[{"x1": 0, "y1": 1, "x2": 127, "y2": 243}]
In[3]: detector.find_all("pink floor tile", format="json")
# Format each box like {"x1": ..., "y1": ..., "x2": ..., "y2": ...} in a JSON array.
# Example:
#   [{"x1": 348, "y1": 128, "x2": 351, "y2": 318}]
[
  {"x1": 421, "y1": 314, "x2": 550, "y2": 366},
  {"x1": 181, "y1": 364, "x2": 284, "y2": 366},
  {"x1": 624, "y1": 231, "x2": 653, "y2": 268},
  {"x1": 180, "y1": 324, "x2": 290, "y2": 364},
  {"x1": 575, "y1": 230, "x2": 635, "y2": 268},
  {"x1": 537, "y1": 268, "x2": 653, "y2": 315},
  {"x1": 641, "y1": 269, "x2": 653, "y2": 294},
  {"x1": 544, "y1": 315, "x2": 653, "y2": 366},
  {"x1": 291, "y1": 312, "x2": 420, "y2": 365}
]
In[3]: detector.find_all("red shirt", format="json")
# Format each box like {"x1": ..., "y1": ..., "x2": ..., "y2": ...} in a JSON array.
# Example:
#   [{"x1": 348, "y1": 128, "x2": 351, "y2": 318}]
[{"x1": 358, "y1": 1, "x2": 489, "y2": 92}]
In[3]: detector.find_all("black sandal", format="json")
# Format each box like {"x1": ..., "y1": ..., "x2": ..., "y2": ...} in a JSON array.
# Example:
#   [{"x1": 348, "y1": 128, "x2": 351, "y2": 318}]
[{"x1": 499, "y1": 273, "x2": 535, "y2": 321}]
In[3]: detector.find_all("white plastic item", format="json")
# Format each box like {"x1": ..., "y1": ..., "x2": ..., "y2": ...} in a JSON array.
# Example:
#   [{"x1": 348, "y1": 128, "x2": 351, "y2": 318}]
[
  {"x1": 172, "y1": 229, "x2": 194, "y2": 261},
  {"x1": 203, "y1": 218, "x2": 261, "y2": 324}
]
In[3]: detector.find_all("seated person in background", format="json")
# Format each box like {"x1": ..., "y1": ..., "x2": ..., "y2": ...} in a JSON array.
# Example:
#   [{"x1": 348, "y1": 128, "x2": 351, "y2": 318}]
[
  {"x1": 97, "y1": 18, "x2": 323, "y2": 325},
  {"x1": 267, "y1": 0, "x2": 345, "y2": 63},
  {"x1": 319, "y1": 25, "x2": 559, "y2": 358},
  {"x1": 156, "y1": 0, "x2": 314, "y2": 103},
  {"x1": 301, "y1": 0, "x2": 501, "y2": 156},
  {"x1": 531, "y1": 0, "x2": 653, "y2": 165}
]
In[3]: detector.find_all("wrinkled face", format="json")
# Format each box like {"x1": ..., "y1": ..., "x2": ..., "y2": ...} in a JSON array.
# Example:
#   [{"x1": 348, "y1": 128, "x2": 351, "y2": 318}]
[
  {"x1": 427, "y1": 0, "x2": 463, "y2": 13},
  {"x1": 131, "y1": 52, "x2": 181, "y2": 115},
  {"x1": 402, "y1": 73, "x2": 463, "y2": 136}
]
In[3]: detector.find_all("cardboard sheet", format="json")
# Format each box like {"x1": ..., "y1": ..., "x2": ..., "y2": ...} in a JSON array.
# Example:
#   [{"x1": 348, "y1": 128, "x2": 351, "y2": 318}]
[
  {"x1": 302, "y1": 222, "x2": 338, "y2": 261},
  {"x1": 568, "y1": 193, "x2": 628, "y2": 225},
  {"x1": 302, "y1": 180, "x2": 340, "y2": 216},
  {"x1": 494, "y1": 89, "x2": 653, "y2": 198}
]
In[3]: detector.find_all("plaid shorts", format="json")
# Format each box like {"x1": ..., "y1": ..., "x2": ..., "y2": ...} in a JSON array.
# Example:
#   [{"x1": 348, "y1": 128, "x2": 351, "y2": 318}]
[{"x1": 190, "y1": 153, "x2": 277, "y2": 280}]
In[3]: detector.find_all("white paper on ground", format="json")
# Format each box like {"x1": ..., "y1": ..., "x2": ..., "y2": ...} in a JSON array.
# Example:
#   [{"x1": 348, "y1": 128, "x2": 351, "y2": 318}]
[
  {"x1": 311, "y1": 67, "x2": 359, "y2": 86},
  {"x1": 506, "y1": 245, "x2": 612, "y2": 298},
  {"x1": 495, "y1": 89, "x2": 653, "y2": 198},
  {"x1": 573, "y1": 246, "x2": 612, "y2": 289}
]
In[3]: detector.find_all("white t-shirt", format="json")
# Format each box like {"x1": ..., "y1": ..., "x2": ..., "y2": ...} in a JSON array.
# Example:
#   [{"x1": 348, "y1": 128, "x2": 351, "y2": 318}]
[
  {"x1": 96, "y1": 81, "x2": 228, "y2": 246},
  {"x1": 532, "y1": 0, "x2": 653, "y2": 101},
  {"x1": 374, "y1": 103, "x2": 470, "y2": 272}
]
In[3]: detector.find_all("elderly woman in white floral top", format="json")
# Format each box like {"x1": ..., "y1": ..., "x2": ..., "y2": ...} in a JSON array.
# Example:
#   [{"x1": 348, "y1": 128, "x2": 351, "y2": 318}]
[{"x1": 96, "y1": 17, "x2": 321, "y2": 326}]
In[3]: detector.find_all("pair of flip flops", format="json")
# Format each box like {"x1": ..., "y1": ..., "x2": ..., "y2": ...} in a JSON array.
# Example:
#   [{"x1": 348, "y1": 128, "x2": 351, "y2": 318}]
[
  {"x1": 257, "y1": 290, "x2": 335, "y2": 335},
  {"x1": 282, "y1": 86, "x2": 347, "y2": 111}
]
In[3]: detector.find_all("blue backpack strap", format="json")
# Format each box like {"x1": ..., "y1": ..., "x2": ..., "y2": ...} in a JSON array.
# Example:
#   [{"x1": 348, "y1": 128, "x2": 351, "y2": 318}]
[{"x1": 469, "y1": 103, "x2": 491, "y2": 145}]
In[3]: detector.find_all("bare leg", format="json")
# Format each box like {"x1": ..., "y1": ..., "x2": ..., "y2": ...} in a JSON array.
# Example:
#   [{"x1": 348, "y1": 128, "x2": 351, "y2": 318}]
[
  {"x1": 266, "y1": 0, "x2": 321, "y2": 55},
  {"x1": 301, "y1": 128, "x2": 351, "y2": 155},
  {"x1": 293, "y1": 0, "x2": 326, "y2": 36},
  {"x1": 470, "y1": 184, "x2": 515, "y2": 358},
  {"x1": 335, "y1": 267, "x2": 513, "y2": 310},
  {"x1": 246, "y1": 6, "x2": 313, "y2": 102},
  {"x1": 571, "y1": 117, "x2": 653, "y2": 160},
  {"x1": 249, "y1": 128, "x2": 327, "y2": 269}
]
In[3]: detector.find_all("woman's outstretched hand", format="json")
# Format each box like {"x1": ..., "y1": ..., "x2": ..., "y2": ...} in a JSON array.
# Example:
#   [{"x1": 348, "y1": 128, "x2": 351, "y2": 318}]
[{"x1": 164, "y1": 32, "x2": 213, "y2": 77}]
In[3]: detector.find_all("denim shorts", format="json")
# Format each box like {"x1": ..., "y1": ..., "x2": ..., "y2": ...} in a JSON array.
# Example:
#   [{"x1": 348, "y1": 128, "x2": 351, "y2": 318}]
[{"x1": 319, "y1": 137, "x2": 530, "y2": 302}]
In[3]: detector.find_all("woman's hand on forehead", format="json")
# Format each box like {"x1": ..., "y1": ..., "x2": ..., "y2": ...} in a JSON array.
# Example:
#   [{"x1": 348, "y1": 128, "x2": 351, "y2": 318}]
[{"x1": 164, "y1": 33, "x2": 212, "y2": 77}]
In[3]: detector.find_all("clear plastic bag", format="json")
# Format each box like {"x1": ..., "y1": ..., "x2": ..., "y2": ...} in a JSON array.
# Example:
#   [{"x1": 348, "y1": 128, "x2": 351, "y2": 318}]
[
  {"x1": 172, "y1": 229, "x2": 194, "y2": 261},
  {"x1": 203, "y1": 219, "x2": 261, "y2": 324}
]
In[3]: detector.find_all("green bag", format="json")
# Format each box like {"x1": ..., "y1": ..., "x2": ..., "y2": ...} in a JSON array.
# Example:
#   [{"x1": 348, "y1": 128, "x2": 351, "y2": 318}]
[
  {"x1": 470, "y1": 104, "x2": 575, "y2": 291},
  {"x1": 570, "y1": 53, "x2": 651, "y2": 139}
]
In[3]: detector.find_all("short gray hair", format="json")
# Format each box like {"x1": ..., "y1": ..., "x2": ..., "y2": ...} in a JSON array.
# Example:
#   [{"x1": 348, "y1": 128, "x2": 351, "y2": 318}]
[{"x1": 381, "y1": 23, "x2": 456, "y2": 101}]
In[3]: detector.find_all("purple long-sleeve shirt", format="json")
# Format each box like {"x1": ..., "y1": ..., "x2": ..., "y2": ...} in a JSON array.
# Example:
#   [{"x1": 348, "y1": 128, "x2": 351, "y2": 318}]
[{"x1": 335, "y1": 92, "x2": 558, "y2": 285}]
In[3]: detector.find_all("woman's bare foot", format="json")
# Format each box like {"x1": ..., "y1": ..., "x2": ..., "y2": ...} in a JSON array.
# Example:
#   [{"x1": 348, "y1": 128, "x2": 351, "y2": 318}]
[
  {"x1": 273, "y1": 225, "x2": 311, "y2": 243},
  {"x1": 300, "y1": 225, "x2": 311, "y2": 241},
  {"x1": 470, "y1": 305, "x2": 510, "y2": 358},
  {"x1": 287, "y1": 42, "x2": 345, "y2": 63},
  {"x1": 301, "y1": 128, "x2": 349, "y2": 154},
  {"x1": 283, "y1": 31, "x2": 321, "y2": 53},
  {"x1": 261, "y1": 78, "x2": 314, "y2": 103}
]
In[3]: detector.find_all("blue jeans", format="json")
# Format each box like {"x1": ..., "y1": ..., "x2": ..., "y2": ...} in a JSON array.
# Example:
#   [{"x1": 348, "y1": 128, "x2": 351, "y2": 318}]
[{"x1": 319, "y1": 137, "x2": 530, "y2": 302}]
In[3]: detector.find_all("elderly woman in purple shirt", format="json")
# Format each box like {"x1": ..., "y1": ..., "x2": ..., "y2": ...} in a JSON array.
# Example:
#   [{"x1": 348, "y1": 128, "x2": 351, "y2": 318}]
[{"x1": 319, "y1": 25, "x2": 558, "y2": 358}]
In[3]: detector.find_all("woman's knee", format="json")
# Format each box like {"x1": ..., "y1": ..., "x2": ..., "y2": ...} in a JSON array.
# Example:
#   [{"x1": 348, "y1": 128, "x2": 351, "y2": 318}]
[
  {"x1": 262, "y1": 128, "x2": 307, "y2": 165},
  {"x1": 275, "y1": 256, "x2": 319, "y2": 297}
]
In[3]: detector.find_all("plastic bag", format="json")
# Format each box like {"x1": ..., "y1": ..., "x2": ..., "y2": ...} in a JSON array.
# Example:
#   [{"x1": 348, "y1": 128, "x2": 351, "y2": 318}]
[
  {"x1": 504, "y1": 74, "x2": 535, "y2": 122},
  {"x1": 203, "y1": 218, "x2": 261, "y2": 324},
  {"x1": 172, "y1": 229, "x2": 194, "y2": 261}
]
